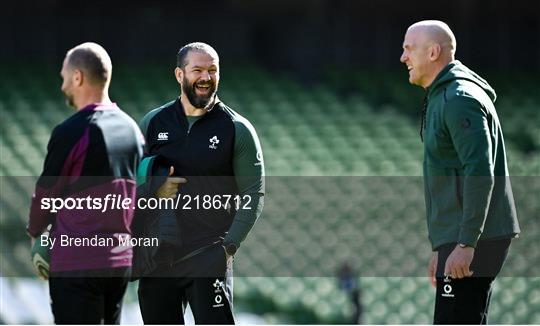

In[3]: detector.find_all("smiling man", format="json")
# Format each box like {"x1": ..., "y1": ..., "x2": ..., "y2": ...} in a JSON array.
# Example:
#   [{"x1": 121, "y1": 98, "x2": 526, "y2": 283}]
[
  {"x1": 400, "y1": 21, "x2": 520, "y2": 324},
  {"x1": 135, "y1": 42, "x2": 265, "y2": 324}
]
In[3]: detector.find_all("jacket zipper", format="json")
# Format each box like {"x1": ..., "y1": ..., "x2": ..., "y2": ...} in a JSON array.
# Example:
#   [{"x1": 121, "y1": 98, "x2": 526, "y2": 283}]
[
  {"x1": 185, "y1": 115, "x2": 205, "y2": 147},
  {"x1": 420, "y1": 93, "x2": 429, "y2": 142}
]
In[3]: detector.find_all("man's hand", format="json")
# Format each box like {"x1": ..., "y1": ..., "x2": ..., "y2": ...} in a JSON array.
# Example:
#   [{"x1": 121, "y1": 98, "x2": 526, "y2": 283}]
[
  {"x1": 156, "y1": 166, "x2": 187, "y2": 199},
  {"x1": 30, "y1": 236, "x2": 49, "y2": 280},
  {"x1": 444, "y1": 245, "x2": 475, "y2": 279},
  {"x1": 428, "y1": 251, "x2": 438, "y2": 287}
]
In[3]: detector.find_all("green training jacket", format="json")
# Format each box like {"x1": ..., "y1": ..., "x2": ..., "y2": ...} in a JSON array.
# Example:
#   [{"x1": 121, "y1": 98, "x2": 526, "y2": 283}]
[{"x1": 423, "y1": 60, "x2": 520, "y2": 250}]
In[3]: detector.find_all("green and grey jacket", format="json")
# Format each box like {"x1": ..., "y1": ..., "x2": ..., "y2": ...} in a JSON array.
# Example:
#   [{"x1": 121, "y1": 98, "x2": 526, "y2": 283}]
[{"x1": 423, "y1": 60, "x2": 520, "y2": 250}]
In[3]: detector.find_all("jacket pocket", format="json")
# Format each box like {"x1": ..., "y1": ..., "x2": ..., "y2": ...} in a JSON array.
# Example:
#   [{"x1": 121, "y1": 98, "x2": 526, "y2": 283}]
[{"x1": 425, "y1": 167, "x2": 462, "y2": 230}]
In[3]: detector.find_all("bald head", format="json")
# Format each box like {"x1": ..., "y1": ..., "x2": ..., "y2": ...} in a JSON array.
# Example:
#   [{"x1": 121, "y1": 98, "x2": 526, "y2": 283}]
[
  {"x1": 65, "y1": 42, "x2": 112, "y2": 87},
  {"x1": 400, "y1": 20, "x2": 457, "y2": 88},
  {"x1": 407, "y1": 20, "x2": 456, "y2": 59}
]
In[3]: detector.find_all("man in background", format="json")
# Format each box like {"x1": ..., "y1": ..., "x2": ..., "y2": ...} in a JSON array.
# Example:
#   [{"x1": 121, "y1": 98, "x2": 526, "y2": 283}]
[
  {"x1": 27, "y1": 42, "x2": 144, "y2": 324},
  {"x1": 337, "y1": 262, "x2": 362, "y2": 324},
  {"x1": 400, "y1": 20, "x2": 520, "y2": 324}
]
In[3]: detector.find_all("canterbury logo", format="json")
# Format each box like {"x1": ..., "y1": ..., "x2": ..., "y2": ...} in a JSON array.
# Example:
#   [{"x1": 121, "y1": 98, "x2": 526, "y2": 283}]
[
  {"x1": 157, "y1": 132, "x2": 169, "y2": 141},
  {"x1": 255, "y1": 151, "x2": 263, "y2": 166}
]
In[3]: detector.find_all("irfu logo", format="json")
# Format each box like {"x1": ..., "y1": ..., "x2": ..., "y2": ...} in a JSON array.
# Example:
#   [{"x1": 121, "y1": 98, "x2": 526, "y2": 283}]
[{"x1": 209, "y1": 136, "x2": 220, "y2": 149}]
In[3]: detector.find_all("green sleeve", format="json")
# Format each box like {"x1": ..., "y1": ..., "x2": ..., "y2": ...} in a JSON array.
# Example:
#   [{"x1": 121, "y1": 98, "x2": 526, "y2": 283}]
[
  {"x1": 223, "y1": 118, "x2": 265, "y2": 248},
  {"x1": 444, "y1": 96, "x2": 495, "y2": 247},
  {"x1": 139, "y1": 110, "x2": 155, "y2": 137}
]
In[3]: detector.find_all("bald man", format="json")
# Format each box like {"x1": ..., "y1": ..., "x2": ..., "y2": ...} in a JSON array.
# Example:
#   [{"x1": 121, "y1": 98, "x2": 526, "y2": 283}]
[
  {"x1": 27, "y1": 42, "x2": 144, "y2": 324},
  {"x1": 400, "y1": 21, "x2": 520, "y2": 324}
]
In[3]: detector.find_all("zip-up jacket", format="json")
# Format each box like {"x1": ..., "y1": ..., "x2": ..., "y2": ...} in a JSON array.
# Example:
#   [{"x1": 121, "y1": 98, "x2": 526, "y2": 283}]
[
  {"x1": 137, "y1": 98, "x2": 265, "y2": 260},
  {"x1": 27, "y1": 103, "x2": 144, "y2": 272},
  {"x1": 423, "y1": 61, "x2": 520, "y2": 249}
]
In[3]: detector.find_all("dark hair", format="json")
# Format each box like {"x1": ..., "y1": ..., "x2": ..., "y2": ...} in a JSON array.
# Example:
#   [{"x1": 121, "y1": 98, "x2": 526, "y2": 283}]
[
  {"x1": 67, "y1": 43, "x2": 111, "y2": 86},
  {"x1": 176, "y1": 42, "x2": 219, "y2": 69}
]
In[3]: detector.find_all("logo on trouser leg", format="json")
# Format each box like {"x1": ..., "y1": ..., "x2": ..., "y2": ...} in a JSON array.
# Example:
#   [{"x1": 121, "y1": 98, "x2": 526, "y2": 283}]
[
  {"x1": 441, "y1": 275, "x2": 455, "y2": 298},
  {"x1": 213, "y1": 278, "x2": 225, "y2": 308},
  {"x1": 213, "y1": 278, "x2": 224, "y2": 293},
  {"x1": 213, "y1": 294, "x2": 224, "y2": 308}
]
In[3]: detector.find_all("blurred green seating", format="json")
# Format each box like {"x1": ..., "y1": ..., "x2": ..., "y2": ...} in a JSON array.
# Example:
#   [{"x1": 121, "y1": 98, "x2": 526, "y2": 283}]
[{"x1": 0, "y1": 65, "x2": 538, "y2": 324}]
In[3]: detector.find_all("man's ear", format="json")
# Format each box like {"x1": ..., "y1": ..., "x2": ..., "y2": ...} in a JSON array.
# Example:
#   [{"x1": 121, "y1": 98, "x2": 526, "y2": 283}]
[
  {"x1": 72, "y1": 69, "x2": 83, "y2": 87},
  {"x1": 429, "y1": 43, "x2": 442, "y2": 62},
  {"x1": 174, "y1": 67, "x2": 183, "y2": 84}
]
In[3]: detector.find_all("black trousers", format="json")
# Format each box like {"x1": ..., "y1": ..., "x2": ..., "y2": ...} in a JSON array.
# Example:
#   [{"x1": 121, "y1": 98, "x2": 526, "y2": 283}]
[
  {"x1": 49, "y1": 267, "x2": 130, "y2": 324},
  {"x1": 138, "y1": 243, "x2": 234, "y2": 324},
  {"x1": 434, "y1": 238, "x2": 511, "y2": 324}
]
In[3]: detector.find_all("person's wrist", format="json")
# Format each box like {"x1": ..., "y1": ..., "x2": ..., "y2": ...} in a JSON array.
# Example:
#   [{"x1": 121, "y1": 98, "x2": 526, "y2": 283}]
[
  {"x1": 457, "y1": 243, "x2": 474, "y2": 250},
  {"x1": 223, "y1": 242, "x2": 238, "y2": 256}
]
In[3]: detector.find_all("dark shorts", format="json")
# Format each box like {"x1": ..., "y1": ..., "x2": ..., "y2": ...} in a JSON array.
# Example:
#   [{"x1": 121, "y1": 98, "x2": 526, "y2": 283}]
[
  {"x1": 49, "y1": 267, "x2": 130, "y2": 325},
  {"x1": 138, "y1": 243, "x2": 235, "y2": 324},
  {"x1": 434, "y1": 238, "x2": 511, "y2": 324}
]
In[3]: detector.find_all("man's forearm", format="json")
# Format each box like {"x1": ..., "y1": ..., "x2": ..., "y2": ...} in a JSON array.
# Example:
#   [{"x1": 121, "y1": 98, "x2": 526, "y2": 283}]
[
  {"x1": 458, "y1": 175, "x2": 495, "y2": 247},
  {"x1": 224, "y1": 192, "x2": 264, "y2": 247}
]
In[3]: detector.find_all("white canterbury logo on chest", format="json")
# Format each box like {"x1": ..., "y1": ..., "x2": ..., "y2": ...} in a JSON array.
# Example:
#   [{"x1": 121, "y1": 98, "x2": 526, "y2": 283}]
[{"x1": 157, "y1": 132, "x2": 169, "y2": 141}]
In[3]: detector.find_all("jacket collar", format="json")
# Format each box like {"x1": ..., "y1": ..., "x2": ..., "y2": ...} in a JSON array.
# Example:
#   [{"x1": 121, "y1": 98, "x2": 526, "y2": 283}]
[
  {"x1": 175, "y1": 96, "x2": 222, "y2": 117},
  {"x1": 426, "y1": 61, "x2": 457, "y2": 96}
]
